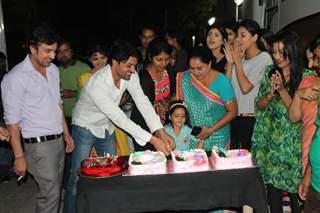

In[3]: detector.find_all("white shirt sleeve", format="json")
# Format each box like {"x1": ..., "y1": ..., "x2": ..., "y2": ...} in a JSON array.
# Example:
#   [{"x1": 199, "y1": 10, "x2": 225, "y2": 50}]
[
  {"x1": 87, "y1": 74, "x2": 155, "y2": 146},
  {"x1": 127, "y1": 72, "x2": 163, "y2": 133},
  {"x1": 247, "y1": 52, "x2": 273, "y2": 86}
]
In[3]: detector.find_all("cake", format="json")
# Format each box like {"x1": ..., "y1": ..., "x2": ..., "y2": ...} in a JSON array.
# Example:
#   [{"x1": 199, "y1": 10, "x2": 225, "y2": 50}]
[
  {"x1": 80, "y1": 154, "x2": 127, "y2": 177},
  {"x1": 211, "y1": 147, "x2": 253, "y2": 170},
  {"x1": 128, "y1": 150, "x2": 167, "y2": 175},
  {"x1": 171, "y1": 149, "x2": 209, "y2": 173}
]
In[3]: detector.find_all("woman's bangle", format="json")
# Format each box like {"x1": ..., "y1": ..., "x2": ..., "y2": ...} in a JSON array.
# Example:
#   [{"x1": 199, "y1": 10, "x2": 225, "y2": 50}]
[{"x1": 15, "y1": 155, "x2": 25, "y2": 160}]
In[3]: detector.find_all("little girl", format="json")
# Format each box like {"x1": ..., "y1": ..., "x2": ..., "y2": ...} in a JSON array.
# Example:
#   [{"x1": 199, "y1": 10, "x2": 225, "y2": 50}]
[{"x1": 164, "y1": 101, "x2": 203, "y2": 150}]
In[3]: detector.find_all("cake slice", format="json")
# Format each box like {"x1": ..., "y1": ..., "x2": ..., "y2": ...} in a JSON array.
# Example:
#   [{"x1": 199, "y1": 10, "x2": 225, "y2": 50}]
[
  {"x1": 211, "y1": 147, "x2": 253, "y2": 170},
  {"x1": 128, "y1": 150, "x2": 167, "y2": 175},
  {"x1": 171, "y1": 149, "x2": 209, "y2": 173}
]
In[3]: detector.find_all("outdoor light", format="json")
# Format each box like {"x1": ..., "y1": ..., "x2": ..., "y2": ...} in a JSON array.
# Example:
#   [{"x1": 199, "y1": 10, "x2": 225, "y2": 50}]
[
  {"x1": 234, "y1": 0, "x2": 244, "y2": 6},
  {"x1": 208, "y1": 17, "x2": 216, "y2": 26},
  {"x1": 234, "y1": 0, "x2": 244, "y2": 21},
  {"x1": 192, "y1": 35, "x2": 195, "y2": 47}
]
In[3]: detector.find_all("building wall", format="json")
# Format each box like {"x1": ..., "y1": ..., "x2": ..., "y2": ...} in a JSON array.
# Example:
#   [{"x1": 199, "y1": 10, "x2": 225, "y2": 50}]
[
  {"x1": 240, "y1": 0, "x2": 320, "y2": 50},
  {"x1": 279, "y1": 0, "x2": 320, "y2": 29},
  {"x1": 0, "y1": 0, "x2": 7, "y2": 58},
  {"x1": 240, "y1": 0, "x2": 264, "y2": 26},
  {"x1": 241, "y1": 0, "x2": 320, "y2": 31}
]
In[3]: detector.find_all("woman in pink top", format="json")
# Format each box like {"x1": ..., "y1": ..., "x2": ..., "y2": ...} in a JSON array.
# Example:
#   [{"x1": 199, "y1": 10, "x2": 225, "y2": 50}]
[{"x1": 131, "y1": 38, "x2": 176, "y2": 151}]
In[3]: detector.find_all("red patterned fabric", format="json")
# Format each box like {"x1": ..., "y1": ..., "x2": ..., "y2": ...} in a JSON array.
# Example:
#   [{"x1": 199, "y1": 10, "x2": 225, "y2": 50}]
[{"x1": 154, "y1": 70, "x2": 170, "y2": 102}]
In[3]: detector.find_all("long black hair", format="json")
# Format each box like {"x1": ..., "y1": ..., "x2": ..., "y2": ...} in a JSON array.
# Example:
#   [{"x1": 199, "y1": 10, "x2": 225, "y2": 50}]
[
  {"x1": 310, "y1": 32, "x2": 320, "y2": 52},
  {"x1": 236, "y1": 19, "x2": 266, "y2": 52},
  {"x1": 145, "y1": 38, "x2": 172, "y2": 65},
  {"x1": 206, "y1": 23, "x2": 228, "y2": 55},
  {"x1": 271, "y1": 30, "x2": 303, "y2": 96}
]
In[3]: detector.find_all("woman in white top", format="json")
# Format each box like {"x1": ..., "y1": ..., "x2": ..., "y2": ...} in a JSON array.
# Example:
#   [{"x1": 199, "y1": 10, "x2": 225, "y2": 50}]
[{"x1": 224, "y1": 19, "x2": 273, "y2": 150}]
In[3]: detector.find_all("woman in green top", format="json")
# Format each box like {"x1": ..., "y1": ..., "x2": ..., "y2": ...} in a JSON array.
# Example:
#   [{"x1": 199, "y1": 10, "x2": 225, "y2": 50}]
[{"x1": 251, "y1": 31, "x2": 305, "y2": 213}]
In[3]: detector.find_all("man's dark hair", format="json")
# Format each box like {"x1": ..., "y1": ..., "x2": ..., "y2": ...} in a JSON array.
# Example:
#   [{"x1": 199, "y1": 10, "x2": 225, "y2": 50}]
[
  {"x1": 57, "y1": 38, "x2": 72, "y2": 50},
  {"x1": 165, "y1": 28, "x2": 185, "y2": 45},
  {"x1": 107, "y1": 40, "x2": 139, "y2": 65},
  {"x1": 28, "y1": 23, "x2": 59, "y2": 49},
  {"x1": 139, "y1": 24, "x2": 156, "y2": 36}
]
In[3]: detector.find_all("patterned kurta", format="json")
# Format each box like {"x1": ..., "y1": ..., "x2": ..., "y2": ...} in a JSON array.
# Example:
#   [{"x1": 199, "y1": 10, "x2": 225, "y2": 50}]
[
  {"x1": 177, "y1": 71, "x2": 235, "y2": 151},
  {"x1": 251, "y1": 65, "x2": 303, "y2": 193}
]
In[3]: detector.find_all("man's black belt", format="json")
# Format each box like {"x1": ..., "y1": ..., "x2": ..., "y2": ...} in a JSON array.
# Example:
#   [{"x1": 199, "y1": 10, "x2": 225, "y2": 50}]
[{"x1": 23, "y1": 133, "x2": 63, "y2": 144}]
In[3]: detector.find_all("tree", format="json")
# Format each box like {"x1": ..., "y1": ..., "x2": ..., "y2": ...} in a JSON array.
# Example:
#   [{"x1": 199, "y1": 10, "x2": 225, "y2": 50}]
[{"x1": 165, "y1": 0, "x2": 219, "y2": 46}]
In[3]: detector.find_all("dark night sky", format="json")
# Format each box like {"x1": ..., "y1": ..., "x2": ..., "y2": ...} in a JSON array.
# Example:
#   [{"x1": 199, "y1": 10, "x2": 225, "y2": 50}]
[{"x1": 2, "y1": 0, "x2": 235, "y2": 66}]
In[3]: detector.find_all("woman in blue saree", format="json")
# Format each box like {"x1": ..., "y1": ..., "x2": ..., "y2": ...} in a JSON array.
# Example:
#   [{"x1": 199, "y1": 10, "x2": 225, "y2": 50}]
[{"x1": 176, "y1": 46, "x2": 237, "y2": 151}]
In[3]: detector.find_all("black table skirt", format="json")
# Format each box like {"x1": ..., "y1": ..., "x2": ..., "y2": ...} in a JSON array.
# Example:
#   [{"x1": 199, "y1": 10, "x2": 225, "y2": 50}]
[{"x1": 77, "y1": 167, "x2": 268, "y2": 213}]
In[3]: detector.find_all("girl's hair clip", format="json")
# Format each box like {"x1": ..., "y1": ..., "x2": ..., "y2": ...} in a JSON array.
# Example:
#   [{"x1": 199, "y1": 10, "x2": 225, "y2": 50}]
[{"x1": 169, "y1": 102, "x2": 187, "y2": 110}]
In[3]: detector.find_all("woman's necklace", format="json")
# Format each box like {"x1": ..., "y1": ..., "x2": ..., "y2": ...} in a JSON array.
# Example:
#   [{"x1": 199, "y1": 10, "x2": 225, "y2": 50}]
[{"x1": 149, "y1": 67, "x2": 163, "y2": 82}]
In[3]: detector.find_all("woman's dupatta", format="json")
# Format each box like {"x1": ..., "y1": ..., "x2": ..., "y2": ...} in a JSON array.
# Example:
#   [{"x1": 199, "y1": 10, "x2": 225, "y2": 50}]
[{"x1": 176, "y1": 71, "x2": 223, "y2": 106}]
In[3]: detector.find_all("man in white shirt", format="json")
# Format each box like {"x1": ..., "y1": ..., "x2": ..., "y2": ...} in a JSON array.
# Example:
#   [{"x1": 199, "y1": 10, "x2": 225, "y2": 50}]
[{"x1": 64, "y1": 40, "x2": 175, "y2": 213}]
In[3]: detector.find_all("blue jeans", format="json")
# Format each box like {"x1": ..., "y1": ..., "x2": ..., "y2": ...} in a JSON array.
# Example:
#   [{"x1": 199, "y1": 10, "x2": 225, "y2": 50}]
[{"x1": 63, "y1": 125, "x2": 116, "y2": 213}]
